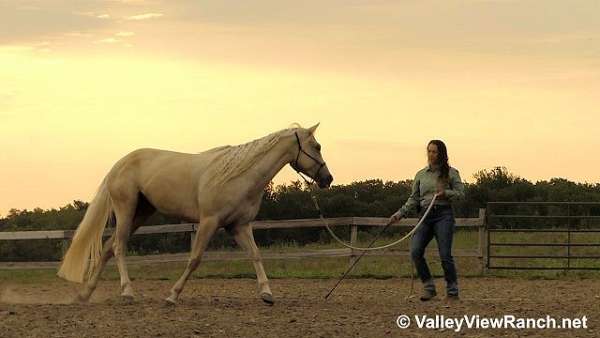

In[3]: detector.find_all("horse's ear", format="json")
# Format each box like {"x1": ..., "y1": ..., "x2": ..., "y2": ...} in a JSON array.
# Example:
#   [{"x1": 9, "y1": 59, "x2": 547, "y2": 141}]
[{"x1": 308, "y1": 122, "x2": 320, "y2": 135}]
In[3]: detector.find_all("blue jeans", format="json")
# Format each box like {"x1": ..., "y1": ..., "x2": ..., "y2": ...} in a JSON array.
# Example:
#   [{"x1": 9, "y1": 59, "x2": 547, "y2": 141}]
[{"x1": 410, "y1": 204, "x2": 458, "y2": 295}]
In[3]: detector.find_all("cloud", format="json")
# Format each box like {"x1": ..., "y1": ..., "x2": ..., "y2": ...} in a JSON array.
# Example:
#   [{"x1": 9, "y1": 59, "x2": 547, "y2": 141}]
[
  {"x1": 532, "y1": 33, "x2": 597, "y2": 44},
  {"x1": 64, "y1": 32, "x2": 93, "y2": 38},
  {"x1": 125, "y1": 13, "x2": 163, "y2": 21},
  {"x1": 104, "y1": 0, "x2": 146, "y2": 3},
  {"x1": 0, "y1": 45, "x2": 34, "y2": 52},
  {"x1": 96, "y1": 38, "x2": 120, "y2": 44},
  {"x1": 0, "y1": 5, "x2": 109, "y2": 44},
  {"x1": 115, "y1": 31, "x2": 135, "y2": 37},
  {"x1": 94, "y1": 37, "x2": 133, "y2": 47},
  {"x1": 16, "y1": 5, "x2": 41, "y2": 11},
  {"x1": 74, "y1": 11, "x2": 110, "y2": 19}
]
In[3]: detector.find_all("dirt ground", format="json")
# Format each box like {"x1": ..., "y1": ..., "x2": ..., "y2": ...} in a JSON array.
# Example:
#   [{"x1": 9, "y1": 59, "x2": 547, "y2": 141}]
[{"x1": 0, "y1": 277, "x2": 598, "y2": 338}]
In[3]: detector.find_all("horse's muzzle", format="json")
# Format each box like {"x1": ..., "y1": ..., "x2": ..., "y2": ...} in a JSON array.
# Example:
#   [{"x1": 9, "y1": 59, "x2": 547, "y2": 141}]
[{"x1": 318, "y1": 174, "x2": 333, "y2": 188}]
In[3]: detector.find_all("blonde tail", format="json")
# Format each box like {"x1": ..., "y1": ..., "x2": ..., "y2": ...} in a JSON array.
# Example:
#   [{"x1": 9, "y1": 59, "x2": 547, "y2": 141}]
[{"x1": 57, "y1": 178, "x2": 112, "y2": 283}]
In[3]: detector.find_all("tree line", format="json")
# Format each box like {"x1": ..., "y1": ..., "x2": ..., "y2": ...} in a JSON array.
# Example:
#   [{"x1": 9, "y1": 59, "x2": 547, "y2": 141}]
[{"x1": 2, "y1": 167, "x2": 600, "y2": 261}]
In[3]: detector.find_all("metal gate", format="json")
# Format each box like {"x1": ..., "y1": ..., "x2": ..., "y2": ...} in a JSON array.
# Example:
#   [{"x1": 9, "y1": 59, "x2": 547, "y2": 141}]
[{"x1": 486, "y1": 202, "x2": 600, "y2": 270}]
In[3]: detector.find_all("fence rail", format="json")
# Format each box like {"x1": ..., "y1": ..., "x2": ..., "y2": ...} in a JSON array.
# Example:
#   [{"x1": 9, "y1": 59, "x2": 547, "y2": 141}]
[
  {"x1": 5, "y1": 203, "x2": 599, "y2": 272},
  {"x1": 0, "y1": 211, "x2": 487, "y2": 271}
]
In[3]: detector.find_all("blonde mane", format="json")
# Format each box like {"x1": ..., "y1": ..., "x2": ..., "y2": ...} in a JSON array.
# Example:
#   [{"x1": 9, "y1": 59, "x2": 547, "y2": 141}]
[{"x1": 204, "y1": 125, "x2": 301, "y2": 187}]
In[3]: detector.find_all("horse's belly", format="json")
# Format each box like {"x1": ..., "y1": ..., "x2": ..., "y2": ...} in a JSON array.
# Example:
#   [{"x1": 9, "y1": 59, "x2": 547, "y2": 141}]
[
  {"x1": 140, "y1": 172, "x2": 198, "y2": 220},
  {"x1": 145, "y1": 190, "x2": 198, "y2": 220}
]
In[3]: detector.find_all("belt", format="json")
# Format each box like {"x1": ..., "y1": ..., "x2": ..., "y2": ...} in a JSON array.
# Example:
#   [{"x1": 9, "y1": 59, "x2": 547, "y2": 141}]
[
  {"x1": 431, "y1": 204, "x2": 452, "y2": 211},
  {"x1": 418, "y1": 203, "x2": 451, "y2": 217}
]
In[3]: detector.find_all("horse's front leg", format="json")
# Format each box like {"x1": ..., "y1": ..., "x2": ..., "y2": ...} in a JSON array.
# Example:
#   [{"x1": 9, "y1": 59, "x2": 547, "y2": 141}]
[
  {"x1": 166, "y1": 216, "x2": 220, "y2": 305},
  {"x1": 232, "y1": 223, "x2": 273, "y2": 305}
]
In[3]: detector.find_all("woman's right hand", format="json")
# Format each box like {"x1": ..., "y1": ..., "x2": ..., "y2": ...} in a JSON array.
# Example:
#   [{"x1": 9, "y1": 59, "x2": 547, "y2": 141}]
[{"x1": 389, "y1": 211, "x2": 402, "y2": 224}]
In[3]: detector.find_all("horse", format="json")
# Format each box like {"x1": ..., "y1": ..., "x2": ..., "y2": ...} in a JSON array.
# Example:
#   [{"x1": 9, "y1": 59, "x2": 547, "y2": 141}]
[{"x1": 57, "y1": 123, "x2": 333, "y2": 305}]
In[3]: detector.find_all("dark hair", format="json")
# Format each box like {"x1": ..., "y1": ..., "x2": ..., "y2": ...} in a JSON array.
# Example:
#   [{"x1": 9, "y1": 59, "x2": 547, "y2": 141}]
[{"x1": 428, "y1": 140, "x2": 450, "y2": 181}]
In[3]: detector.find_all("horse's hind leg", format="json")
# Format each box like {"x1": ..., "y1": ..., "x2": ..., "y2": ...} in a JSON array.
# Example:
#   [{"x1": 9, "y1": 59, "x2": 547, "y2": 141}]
[
  {"x1": 79, "y1": 195, "x2": 155, "y2": 302},
  {"x1": 110, "y1": 189, "x2": 139, "y2": 299},
  {"x1": 232, "y1": 224, "x2": 273, "y2": 305},
  {"x1": 78, "y1": 235, "x2": 115, "y2": 302},
  {"x1": 166, "y1": 216, "x2": 220, "y2": 304}
]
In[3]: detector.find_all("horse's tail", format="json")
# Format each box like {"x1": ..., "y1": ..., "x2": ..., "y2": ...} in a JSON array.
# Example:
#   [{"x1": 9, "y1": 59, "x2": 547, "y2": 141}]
[{"x1": 57, "y1": 177, "x2": 112, "y2": 283}]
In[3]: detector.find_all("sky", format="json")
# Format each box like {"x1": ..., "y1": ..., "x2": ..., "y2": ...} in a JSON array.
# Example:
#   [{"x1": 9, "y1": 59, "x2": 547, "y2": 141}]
[{"x1": 1, "y1": 0, "x2": 599, "y2": 216}]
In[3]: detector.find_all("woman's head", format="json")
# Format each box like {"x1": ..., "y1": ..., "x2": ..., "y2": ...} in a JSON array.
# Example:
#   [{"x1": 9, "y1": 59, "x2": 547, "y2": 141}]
[{"x1": 427, "y1": 140, "x2": 450, "y2": 180}]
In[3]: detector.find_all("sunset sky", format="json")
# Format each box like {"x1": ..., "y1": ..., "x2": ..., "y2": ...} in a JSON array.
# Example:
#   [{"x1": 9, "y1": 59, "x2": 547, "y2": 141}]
[{"x1": 1, "y1": 0, "x2": 599, "y2": 216}]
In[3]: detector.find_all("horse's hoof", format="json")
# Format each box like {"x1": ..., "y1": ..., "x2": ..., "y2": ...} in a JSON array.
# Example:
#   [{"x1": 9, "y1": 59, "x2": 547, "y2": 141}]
[
  {"x1": 73, "y1": 294, "x2": 89, "y2": 304},
  {"x1": 120, "y1": 294, "x2": 135, "y2": 304},
  {"x1": 260, "y1": 292, "x2": 274, "y2": 305},
  {"x1": 164, "y1": 297, "x2": 177, "y2": 307}
]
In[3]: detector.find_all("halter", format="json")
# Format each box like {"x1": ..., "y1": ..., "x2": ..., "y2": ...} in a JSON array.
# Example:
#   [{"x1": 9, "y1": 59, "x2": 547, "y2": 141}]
[{"x1": 291, "y1": 131, "x2": 326, "y2": 181}]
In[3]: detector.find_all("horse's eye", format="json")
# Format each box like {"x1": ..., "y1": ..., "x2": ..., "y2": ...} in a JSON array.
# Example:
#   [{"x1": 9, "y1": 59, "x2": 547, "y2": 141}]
[{"x1": 316, "y1": 144, "x2": 321, "y2": 152}]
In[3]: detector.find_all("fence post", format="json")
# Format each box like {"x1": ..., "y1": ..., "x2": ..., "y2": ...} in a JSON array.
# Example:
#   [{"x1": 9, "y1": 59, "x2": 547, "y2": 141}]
[
  {"x1": 348, "y1": 222, "x2": 358, "y2": 268},
  {"x1": 61, "y1": 240, "x2": 68, "y2": 257},
  {"x1": 189, "y1": 222, "x2": 196, "y2": 250},
  {"x1": 478, "y1": 208, "x2": 487, "y2": 275},
  {"x1": 60, "y1": 230, "x2": 70, "y2": 259}
]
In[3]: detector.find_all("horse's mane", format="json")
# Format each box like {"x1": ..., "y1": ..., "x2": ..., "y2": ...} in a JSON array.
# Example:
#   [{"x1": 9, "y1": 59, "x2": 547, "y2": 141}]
[{"x1": 203, "y1": 124, "x2": 302, "y2": 188}]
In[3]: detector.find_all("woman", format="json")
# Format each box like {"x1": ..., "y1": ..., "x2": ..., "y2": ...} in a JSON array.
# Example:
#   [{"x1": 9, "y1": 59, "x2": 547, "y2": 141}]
[{"x1": 389, "y1": 140, "x2": 465, "y2": 301}]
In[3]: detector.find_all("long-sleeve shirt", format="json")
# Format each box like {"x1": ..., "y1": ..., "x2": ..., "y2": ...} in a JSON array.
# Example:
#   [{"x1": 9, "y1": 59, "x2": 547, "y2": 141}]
[{"x1": 396, "y1": 164, "x2": 465, "y2": 218}]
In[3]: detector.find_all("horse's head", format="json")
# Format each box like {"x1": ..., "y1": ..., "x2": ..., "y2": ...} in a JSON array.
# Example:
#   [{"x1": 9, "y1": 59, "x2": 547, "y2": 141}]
[{"x1": 290, "y1": 123, "x2": 334, "y2": 188}]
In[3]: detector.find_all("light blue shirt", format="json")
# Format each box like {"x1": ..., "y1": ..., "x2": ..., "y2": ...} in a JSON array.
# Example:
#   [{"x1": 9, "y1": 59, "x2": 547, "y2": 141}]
[{"x1": 397, "y1": 164, "x2": 465, "y2": 217}]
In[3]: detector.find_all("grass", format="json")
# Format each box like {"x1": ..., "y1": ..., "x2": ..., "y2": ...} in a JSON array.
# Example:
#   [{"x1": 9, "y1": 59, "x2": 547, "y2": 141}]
[
  {"x1": 1, "y1": 228, "x2": 599, "y2": 284},
  {"x1": 1, "y1": 256, "x2": 598, "y2": 286}
]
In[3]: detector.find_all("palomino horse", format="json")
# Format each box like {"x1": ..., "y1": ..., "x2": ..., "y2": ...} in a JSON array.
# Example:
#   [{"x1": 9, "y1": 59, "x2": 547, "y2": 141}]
[{"x1": 57, "y1": 123, "x2": 333, "y2": 305}]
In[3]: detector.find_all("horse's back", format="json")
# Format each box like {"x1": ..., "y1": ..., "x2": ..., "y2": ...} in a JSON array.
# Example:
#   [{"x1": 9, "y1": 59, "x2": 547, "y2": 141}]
[{"x1": 111, "y1": 147, "x2": 226, "y2": 174}]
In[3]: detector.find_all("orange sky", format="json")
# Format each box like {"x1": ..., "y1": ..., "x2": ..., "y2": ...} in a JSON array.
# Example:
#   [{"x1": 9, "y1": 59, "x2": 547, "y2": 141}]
[{"x1": 1, "y1": 0, "x2": 599, "y2": 216}]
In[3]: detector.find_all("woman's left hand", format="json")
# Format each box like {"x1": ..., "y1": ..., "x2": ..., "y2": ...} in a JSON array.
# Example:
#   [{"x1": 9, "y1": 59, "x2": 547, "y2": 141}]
[{"x1": 436, "y1": 182, "x2": 446, "y2": 198}]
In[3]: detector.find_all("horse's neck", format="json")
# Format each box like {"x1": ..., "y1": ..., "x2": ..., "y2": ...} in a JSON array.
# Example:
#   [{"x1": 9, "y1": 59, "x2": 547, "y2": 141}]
[{"x1": 243, "y1": 135, "x2": 294, "y2": 194}]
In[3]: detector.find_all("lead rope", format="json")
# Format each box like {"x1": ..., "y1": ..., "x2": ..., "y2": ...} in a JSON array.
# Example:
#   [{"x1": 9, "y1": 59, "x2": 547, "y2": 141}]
[{"x1": 294, "y1": 172, "x2": 433, "y2": 301}]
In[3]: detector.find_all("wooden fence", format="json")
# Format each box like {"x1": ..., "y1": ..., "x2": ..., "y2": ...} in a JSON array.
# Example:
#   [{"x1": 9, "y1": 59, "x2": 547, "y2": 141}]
[{"x1": 0, "y1": 209, "x2": 487, "y2": 272}]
